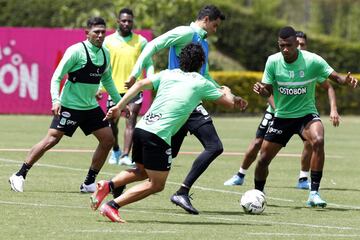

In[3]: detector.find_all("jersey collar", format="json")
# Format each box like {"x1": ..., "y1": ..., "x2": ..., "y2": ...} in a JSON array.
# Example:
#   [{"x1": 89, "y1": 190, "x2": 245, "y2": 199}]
[
  {"x1": 84, "y1": 39, "x2": 102, "y2": 53},
  {"x1": 190, "y1": 22, "x2": 207, "y2": 39}
]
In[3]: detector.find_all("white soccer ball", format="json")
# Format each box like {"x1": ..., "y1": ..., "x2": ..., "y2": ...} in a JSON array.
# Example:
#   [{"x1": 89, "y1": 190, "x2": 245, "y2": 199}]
[{"x1": 240, "y1": 189, "x2": 266, "y2": 214}]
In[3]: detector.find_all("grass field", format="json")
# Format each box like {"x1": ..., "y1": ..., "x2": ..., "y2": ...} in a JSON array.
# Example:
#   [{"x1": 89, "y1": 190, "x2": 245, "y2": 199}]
[{"x1": 1, "y1": 115, "x2": 360, "y2": 240}]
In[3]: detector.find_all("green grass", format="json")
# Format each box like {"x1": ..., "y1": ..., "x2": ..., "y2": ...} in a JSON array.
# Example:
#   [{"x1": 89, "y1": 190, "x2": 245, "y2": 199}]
[{"x1": 1, "y1": 115, "x2": 360, "y2": 240}]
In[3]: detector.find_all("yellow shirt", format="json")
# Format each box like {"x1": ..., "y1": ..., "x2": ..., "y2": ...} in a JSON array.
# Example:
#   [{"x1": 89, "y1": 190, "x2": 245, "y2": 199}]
[{"x1": 104, "y1": 31, "x2": 153, "y2": 93}]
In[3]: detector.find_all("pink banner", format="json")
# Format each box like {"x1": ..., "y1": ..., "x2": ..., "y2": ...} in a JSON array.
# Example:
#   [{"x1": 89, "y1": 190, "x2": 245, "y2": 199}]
[{"x1": 0, "y1": 27, "x2": 153, "y2": 115}]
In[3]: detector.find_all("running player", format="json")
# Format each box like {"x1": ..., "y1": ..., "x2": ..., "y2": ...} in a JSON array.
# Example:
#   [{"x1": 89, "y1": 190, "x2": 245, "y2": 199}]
[
  {"x1": 9, "y1": 17, "x2": 121, "y2": 193},
  {"x1": 224, "y1": 30, "x2": 341, "y2": 190},
  {"x1": 253, "y1": 26, "x2": 357, "y2": 207},
  {"x1": 90, "y1": 43, "x2": 247, "y2": 223},
  {"x1": 101, "y1": 8, "x2": 154, "y2": 166},
  {"x1": 114, "y1": 5, "x2": 229, "y2": 214}
]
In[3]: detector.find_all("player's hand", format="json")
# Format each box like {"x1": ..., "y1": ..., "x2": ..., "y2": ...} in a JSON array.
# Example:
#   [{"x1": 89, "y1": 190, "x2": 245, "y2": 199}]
[
  {"x1": 104, "y1": 106, "x2": 121, "y2": 120},
  {"x1": 345, "y1": 72, "x2": 358, "y2": 88},
  {"x1": 330, "y1": 110, "x2": 340, "y2": 127},
  {"x1": 253, "y1": 82, "x2": 270, "y2": 97},
  {"x1": 95, "y1": 90, "x2": 103, "y2": 101},
  {"x1": 51, "y1": 103, "x2": 61, "y2": 117},
  {"x1": 125, "y1": 76, "x2": 136, "y2": 89},
  {"x1": 234, "y1": 96, "x2": 248, "y2": 111}
]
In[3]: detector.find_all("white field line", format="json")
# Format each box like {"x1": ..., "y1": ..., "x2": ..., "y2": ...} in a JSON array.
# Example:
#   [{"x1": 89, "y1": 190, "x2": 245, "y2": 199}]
[
  {"x1": 1, "y1": 157, "x2": 360, "y2": 210},
  {"x1": 0, "y1": 200, "x2": 358, "y2": 232},
  {"x1": 0, "y1": 148, "x2": 344, "y2": 158}
]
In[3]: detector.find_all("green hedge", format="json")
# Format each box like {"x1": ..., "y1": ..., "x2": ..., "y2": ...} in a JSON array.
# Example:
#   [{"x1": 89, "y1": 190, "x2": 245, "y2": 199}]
[
  {"x1": 204, "y1": 71, "x2": 360, "y2": 115},
  {"x1": 215, "y1": 3, "x2": 360, "y2": 73}
]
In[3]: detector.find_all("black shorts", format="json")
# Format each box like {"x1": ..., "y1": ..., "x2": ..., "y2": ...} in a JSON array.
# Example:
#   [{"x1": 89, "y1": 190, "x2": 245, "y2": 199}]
[
  {"x1": 107, "y1": 92, "x2": 143, "y2": 110},
  {"x1": 50, "y1": 106, "x2": 109, "y2": 137},
  {"x1": 264, "y1": 113, "x2": 321, "y2": 147},
  {"x1": 255, "y1": 111, "x2": 274, "y2": 138},
  {"x1": 185, "y1": 104, "x2": 212, "y2": 134},
  {"x1": 132, "y1": 128, "x2": 172, "y2": 171}
]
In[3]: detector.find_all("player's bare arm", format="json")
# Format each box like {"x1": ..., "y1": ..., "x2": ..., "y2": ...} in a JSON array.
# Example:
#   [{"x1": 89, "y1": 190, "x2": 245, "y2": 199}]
[
  {"x1": 328, "y1": 71, "x2": 358, "y2": 88},
  {"x1": 253, "y1": 82, "x2": 272, "y2": 97}
]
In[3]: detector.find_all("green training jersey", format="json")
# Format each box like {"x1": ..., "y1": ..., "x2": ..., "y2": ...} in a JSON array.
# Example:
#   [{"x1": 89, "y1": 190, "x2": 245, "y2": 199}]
[
  {"x1": 136, "y1": 69, "x2": 223, "y2": 145},
  {"x1": 130, "y1": 22, "x2": 220, "y2": 88},
  {"x1": 51, "y1": 40, "x2": 120, "y2": 110},
  {"x1": 262, "y1": 50, "x2": 334, "y2": 118}
]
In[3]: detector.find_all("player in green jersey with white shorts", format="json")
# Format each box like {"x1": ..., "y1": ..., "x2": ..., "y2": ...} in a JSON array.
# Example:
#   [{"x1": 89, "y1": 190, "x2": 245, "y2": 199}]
[
  {"x1": 9, "y1": 17, "x2": 121, "y2": 193},
  {"x1": 89, "y1": 43, "x2": 247, "y2": 223},
  {"x1": 253, "y1": 26, "x2": 358, "y2": 208}
]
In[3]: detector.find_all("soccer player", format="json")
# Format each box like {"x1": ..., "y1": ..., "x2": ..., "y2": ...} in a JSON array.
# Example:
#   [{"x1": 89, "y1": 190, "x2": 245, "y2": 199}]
[
  {"x1": 112, "y1": 5, "x2": 228, "y2": 214},
  {"x1": 100, "y1": 8, "x2": 154, "y2": 166},
  {"x1": 90, "y1": 43, "x2": 248, "y2": 223},
  {"x1": 253, "y1": 26, "x2": 357, "y2": 207},
  {"x1": 8, "y1": 17, "x2": 121, "y2": 193},
  {"x1": 224, "y1": 31, "x2": 341, "y2": 190}
]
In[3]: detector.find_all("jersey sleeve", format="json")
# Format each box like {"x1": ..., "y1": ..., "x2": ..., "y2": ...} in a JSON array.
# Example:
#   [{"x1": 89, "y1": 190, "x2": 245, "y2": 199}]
[
  {"x1": 200, "y1": 77, "x2": 223, "y2": 101},
  {"x1": 147, "y1": 71, "x2": 165, "y2": 91},
  {"x1": 130, "y1": 26, "x2": 194, "y2": 78},
  {"x1": 313, "y1": 54, "x2": 334, "y2": 83},
  {"x1": 50, "y1": 44, "x2": 79, "y2": 104},
  {"x1": 100, "y1": 50, "x2": 121, "y2": 104},
  {"x1": 261, "y1": 56, "x2": 275, "y2": 85}
]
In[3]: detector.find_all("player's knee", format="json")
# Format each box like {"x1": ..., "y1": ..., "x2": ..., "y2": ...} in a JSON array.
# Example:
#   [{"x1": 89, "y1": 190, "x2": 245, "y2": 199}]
[
  {"x1": 312, "y1": 136, "x2": 324, "y2": 150},
  {"x1": 150, "y1": 181, "x2": 166, "y2": 193},
  {"x1": 102, "y1": 135, "x2": 115, "y2": 148},
  {"x1": 253, "y1": 138, "x2": 263, "y2": 150},
  {"x1": 206, "y1": 140, "x2": 223, "y2": 156}
]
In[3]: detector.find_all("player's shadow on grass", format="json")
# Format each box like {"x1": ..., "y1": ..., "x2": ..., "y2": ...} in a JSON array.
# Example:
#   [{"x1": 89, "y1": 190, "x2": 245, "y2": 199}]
[
  {"x1": 127, "y1": 219, "x2": 271, "y2": 226},
  {"x1": 270, "y1": 203, "x2": 359, "y2": 212}
]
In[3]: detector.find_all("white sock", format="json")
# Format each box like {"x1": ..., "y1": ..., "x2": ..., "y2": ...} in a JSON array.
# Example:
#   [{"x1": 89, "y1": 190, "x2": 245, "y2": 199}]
[
  {"x1": 239, "y1": 167, "x2": 247, "y2": 175},
  {"x1": 299, "y1": 171, "x2": 309, "y2": 179}
]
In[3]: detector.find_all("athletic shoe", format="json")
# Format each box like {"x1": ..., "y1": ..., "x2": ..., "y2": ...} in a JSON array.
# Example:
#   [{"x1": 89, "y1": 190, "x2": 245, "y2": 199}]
[
  {"x1": 297, "y1": 179, "x2": 310, "y2": 190},
  {"x1": 90, "y1": 180, "x2": 110, "y2": 210},
  {"x1": 99, "y1": 203, "x2": 125, "y2": 223},
  {"x1": 118, "y1": 155, "x2": 135, "y2": 166},
  {"x1": 224, "y1": 174, "x2": 244, "y2": 186},
  {"x1": 108, "y1": 150, "x2": 121, "y2": 165},
  {"x1": 170, "y1": 193, "x2": 199, "y2": 215},
  {"x1": 306, "y1": 191, "x2": 327, "y2": 208},
  {"x1": 9, "y1": 174, "x2": 25, "y2": 192},
  {"x1": 80, "y1": 182, "x2": 96, "y2": 193}
]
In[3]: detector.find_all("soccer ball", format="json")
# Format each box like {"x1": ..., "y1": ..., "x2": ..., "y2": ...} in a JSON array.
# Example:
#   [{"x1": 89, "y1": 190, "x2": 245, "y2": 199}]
[{"x1": 240, "y1": 189, "x2": 266, "y2": 214}]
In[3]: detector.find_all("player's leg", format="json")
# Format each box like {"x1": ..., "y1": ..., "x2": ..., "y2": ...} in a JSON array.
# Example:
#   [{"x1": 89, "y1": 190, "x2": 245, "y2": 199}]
[
  {"x1": 119, "y1": 97, "x2": 142, "y2": 166},
  {"x1": 9, "y1": 128, "x2": 64, "y2": 192},
  {"x1": 171, "y1": 120, "x2": 223, "y2": 214},
  {"x1": 80, "y1": 107, "x2": 114, "y2": 193},
  {"x1": 107, "y1": 95, "x2": 122, "y2": 164},
  {"x1": 254, "y1": 140, "x2": 283, "y2": 191},
  {"x1": 224, "y1": 111, "x2": 273, "y2": 186},
  {"x1": 297, "y1": 140, "x2": 311, "y2": 189},
  {"x1": 301, "y1": 116, "x2": 327, "y2": 207}
]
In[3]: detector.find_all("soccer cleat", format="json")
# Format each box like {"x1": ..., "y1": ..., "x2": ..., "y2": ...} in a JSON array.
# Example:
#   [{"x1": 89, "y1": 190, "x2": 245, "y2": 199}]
[
  {"x1": 90, "y1": 180, "x2": 110, "y2": 210},
  {"x1": 80, "y1": 182, "x2": 96, "y2": 193},
  {"x1": 224, "y1": 174, "x2": 245, "y2": 186},
  {"x1": 170, "y1": 193, "x2": 199, "y2": 215},
  {"x1": 108, "y1": 149, "x2": 121, "y2": 165},
  {"x1": 9, "y1": 174, "x2": 25, "y2": 192},
  {"x1": 297, "y1": 179, "x2": 310, "y2": 190},
  {"x1": 306, "y1": 191, "x2": 327, "y2": 208},
  {"x1": 99, "y1": 203, "x2": 125, "y2": 223},
  {"x1": 118, "y1": 155, "x2": 135, "y2": 166}
]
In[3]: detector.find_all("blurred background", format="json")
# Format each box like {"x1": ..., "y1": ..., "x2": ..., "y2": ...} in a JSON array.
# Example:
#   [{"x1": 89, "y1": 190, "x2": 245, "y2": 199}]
[{"x1": 0, "y1": 0, "x2": 359, "y2": 114}]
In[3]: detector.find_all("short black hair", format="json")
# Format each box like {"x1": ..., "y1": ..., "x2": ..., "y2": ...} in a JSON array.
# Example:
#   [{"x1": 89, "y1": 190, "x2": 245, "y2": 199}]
[
  {"x1": 87, "y1": 17, "x2": 106, "y2": 28},
  {"x1": 279, "y1": 26, "x2": 296, "y2": 39},
  {"x1": 119, "y1": 7, "x2": 134, "y2": 18},
  {"x1": 179, "y1": 43, "x2": 205, "y2": 72},
  {"x1": 296, "y1": 31, "x2": 307, "y2": 40},
  {"x1": 197, "y1": 5, "x2": 225, "y2": 21}
]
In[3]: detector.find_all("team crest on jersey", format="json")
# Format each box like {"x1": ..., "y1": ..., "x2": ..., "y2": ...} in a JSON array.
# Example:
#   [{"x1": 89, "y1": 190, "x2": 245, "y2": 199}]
[
  {"x1": 144, "y1": 112, "x2": 162, "y2": 125},
  {"x1": 299, "y1": 71, "x2": 305, "y2": 78}
]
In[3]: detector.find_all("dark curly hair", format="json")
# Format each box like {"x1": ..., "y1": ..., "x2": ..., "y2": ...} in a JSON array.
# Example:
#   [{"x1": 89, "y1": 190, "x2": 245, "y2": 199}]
[{"x1": 179, "y1": 43, "x2": 205, "y2": 72}]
